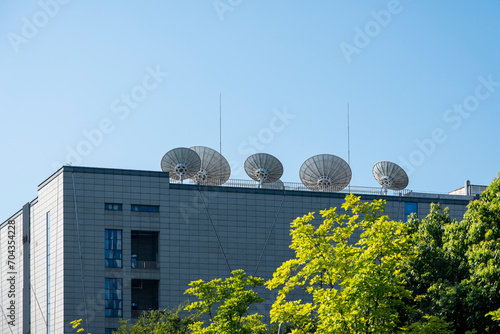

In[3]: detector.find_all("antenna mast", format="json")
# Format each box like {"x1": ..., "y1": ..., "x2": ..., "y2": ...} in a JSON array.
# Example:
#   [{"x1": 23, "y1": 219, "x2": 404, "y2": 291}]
[
  {"x1": 347, "y1": 103, "x2": 351, "y2": 192},
  {"x1": 347, "y1": 103, "x2": 351, "y2": 167},
  {"x1": 219, "y1": 93, "x2": 222, "y2": 156}
]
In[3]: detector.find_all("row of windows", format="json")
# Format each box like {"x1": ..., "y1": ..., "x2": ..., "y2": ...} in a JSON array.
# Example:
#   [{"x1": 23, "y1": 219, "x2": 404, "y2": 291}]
[
  {"x1": 105, "y1": 202, "x2": 418, "y2": 214},
  {"x1": 105, "y1": 203, "x2": 159, "y2": 212}
]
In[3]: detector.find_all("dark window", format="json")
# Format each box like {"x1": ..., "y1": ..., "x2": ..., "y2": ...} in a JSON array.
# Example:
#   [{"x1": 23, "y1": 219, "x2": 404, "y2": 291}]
[
  {"x1": 105, "y1": 203, "x2": 122, "y2": 211},
  {"x1": 131, "y1": 231, "x2": 159, "y2": 269},
  {"x1": 105, "y1": 278, "x2": 122, "y2": 318},
  {"x1": 105, "y1": 329, "x2": 117, "y2": 334},
  {"x1": 405, "y1": 202, "x2": 418, "y2": 219},
  {"x1": 131, "y1": 204, "x2": 159, "y2": 213},
  {"x1": 105, "y1": 230, "x2": 122, "y2": 268},
  {"x1": 131, "y1": 279, "x2": 159, "y2": 318}
]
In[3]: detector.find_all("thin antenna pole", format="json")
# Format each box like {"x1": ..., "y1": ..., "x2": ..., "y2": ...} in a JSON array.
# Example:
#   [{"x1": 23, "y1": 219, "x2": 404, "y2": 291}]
[
  {"x1": 219, "y1": 93, "x2": 222, "y2": 155},
  {"x1": 347, "y1": 103, "x2": 351, "y2": 166},
  {"x1": 347, "y1": 103, "x2": 351, "y2": 192}
]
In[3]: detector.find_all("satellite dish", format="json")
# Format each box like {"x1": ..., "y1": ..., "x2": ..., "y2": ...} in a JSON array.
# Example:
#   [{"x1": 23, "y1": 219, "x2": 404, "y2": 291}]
[
  {"x1": 262, "y1": 179, "x2": 285, "y2": 190},
  {"x1": 244, "y1": 153, "x2": 283, "y2": 188},
  {"x1": 372, "y1": 161, "x2": 409, "y2": 194},
  {"x1": 299, "y1": 154, "x2": 351, "y2": 192},
  {"x1": 161, "y1": 147, "x2": 201, "y2": 183},
  {"x1": 189, "y1": 146, "x2": 231, "y2": 185}
]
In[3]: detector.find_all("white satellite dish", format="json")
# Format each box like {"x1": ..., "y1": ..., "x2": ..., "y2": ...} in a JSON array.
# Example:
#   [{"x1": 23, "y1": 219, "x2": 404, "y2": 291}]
[
  {"x1": 372, "y1": 161, "x2": 409, "y2": 194},
  {"x1": 244, "y1": 153, "x2": 283, "y2": 188},
  {"x1": 189, "y1": 146, "x2": 231, "y2": 185},
  {"x1": 299, "y1": 154, "x2": 352, "y2": 192},
  {"x1": 161, "y1": 147, "x2": 201, "y2": 183}
]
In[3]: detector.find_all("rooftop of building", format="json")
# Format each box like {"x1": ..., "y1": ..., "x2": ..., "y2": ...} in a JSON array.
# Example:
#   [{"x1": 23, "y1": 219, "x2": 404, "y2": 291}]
[
  {"x1": 3, "y1": 165, "x2": 484, "y2": 226},
  {"x1": 41, "y1": 165, "x2": 483, "y2": 200}
]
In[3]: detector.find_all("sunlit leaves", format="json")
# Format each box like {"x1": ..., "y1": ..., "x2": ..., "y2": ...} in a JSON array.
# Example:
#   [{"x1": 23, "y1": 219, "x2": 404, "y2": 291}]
[
  {"x1": 184, "y1": 269, "x2": 267, "y2": 334},
  {"x1": 267, "y1": 194, "x2": 412, "y2": 333}
]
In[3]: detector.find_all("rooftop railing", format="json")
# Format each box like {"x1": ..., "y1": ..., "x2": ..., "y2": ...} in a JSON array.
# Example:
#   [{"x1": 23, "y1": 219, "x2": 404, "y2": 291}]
[
  {"x1": 169, "y1": 178, "x2": 476, "y2": 199},
  {"x1": 169, "y1": 178, "x2": 414, "y2": 196}
]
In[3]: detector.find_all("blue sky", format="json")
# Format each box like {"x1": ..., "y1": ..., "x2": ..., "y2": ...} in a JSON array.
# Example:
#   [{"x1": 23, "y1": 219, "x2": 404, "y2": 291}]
[{"x1": 1, "y1": 1, "x2": 500, "y2": 221}]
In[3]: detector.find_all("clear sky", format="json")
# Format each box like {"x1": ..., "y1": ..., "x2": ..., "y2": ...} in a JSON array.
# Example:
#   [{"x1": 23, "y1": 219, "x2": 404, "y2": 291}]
[{"x1": 1, "y1": 1, "x2": 500, "y2": 221}]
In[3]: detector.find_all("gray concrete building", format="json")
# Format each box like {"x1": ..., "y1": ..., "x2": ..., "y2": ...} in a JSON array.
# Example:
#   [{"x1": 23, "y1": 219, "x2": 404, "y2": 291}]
[{"x1": 0, "y1": 166, "x2": 478, "y2": 333}]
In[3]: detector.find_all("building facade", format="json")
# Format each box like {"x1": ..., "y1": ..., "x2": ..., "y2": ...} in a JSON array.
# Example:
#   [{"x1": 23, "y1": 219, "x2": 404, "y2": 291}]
[{"x1": 0, "y1": 166, "x2": 477, "y2": 333}]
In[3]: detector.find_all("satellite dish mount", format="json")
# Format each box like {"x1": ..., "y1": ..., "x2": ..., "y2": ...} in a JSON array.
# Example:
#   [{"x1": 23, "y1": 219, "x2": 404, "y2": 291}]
[
  {"x1": 244, "y1": 153, "x2": 283, "y2": 189},
  {"x1": 161, "y1": 147, "x2": 201, "y2": 184},
  {"x1": 372, "y1": 161, "x2": 409, "y2": 195},
  {"x1": 299, "y1": 154, "x2": 352, "y2": 192}
]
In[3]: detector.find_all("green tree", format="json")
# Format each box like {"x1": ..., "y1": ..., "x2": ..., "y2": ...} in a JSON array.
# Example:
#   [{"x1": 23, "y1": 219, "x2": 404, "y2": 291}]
[
  {"x1": 266, "y1": 194, "x2": 413, "y2": 333},
  {"x1": 403, "y1": 203, "x2": 461, "y2": 325},
  {"x1": 404, "y1": 172, "x2": 500, "y2": 333},
  {"x1": 400, "y1": 315, "x2": 455, "y2": 334},
  {"x1": 114, "y1": 304, "x2": 200, "y2": 334},
  {"x1": 184, "y1": 269, "x2": 267, "y2": 334},
  {"x1": 444, "y1": 172, "x2": 500, "y2": 332}
]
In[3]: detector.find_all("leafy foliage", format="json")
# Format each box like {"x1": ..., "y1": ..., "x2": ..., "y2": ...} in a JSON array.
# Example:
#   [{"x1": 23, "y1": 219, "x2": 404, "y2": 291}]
[
  {"x1": 266, "y1": 194, "x2": 413, "y2": 333},
  {"x1": 400, "y1": 315, "x2": 455, "y2": 334},
  {"x1": 114, "y1": 304, "x2": 199, "y2": 334},
  {"x1": 184, "y1": 269, "x2": 267, "y2": 334},
  {"x1": 70, "y1": 319, "x2": 90, "y2": 333},
  {"x1": 110, "y1": 173, "x2": 500, "y2": 333},
  {"x1": 487, "y1": 308, "x2": 500, "y2": 323},
  {"x1": 403, "y1": 204, "x2": 461, "y2": 324},
  {"x1": 404, "y1": 172, "x2": 500, "y2": 333}
]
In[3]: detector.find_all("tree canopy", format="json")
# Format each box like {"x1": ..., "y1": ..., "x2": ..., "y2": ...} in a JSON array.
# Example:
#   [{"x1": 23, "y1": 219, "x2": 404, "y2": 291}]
[
  {"x1": 405, "y1": 172, "x2": 500, "y2": 333},
  {"x1": 184, "y1": 269, "x2": 267, "y2": 334},
  {"x1": 266, "y1": 194, "x2": 414, "y2": 333},
  {"x1": 113, "y1": 305, "x2": 199, "y2": 334}
]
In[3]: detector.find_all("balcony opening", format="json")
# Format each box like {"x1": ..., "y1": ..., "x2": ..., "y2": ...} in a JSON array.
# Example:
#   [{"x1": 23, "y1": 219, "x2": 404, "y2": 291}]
[
  {"x1": 131, "y1": 279, "x2": 159, "y2": 318},
  {"x1": 131, "y1": 231, "x2": 159, "y2": 269}
]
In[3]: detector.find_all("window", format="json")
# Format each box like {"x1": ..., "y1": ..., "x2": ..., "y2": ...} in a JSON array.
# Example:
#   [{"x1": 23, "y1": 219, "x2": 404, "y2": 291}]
[
  {"x1": 105, "y1": 329, "x2": 117, "y2": 334},
  {"x1": 131, "y1": 231, "x2": 159, "y2": 269},
  {"x1": 105, "y1": 230, "x2": 122, "y2": 268},
  {"x1": 131, "y1": 279, "x2": 159, "y2": 318},
  {"x1": 405, "y1": 202, "x2": 418, "y2": 219},
  {"x1": 105, "y1": 278, "x2": 122, "y2": 318},
  {"x1": 105, "y1": 203, "x2": 122, "y2": 211},
  {"x1": 131, "y1": 204, "x2": 159, "y2": 213}
]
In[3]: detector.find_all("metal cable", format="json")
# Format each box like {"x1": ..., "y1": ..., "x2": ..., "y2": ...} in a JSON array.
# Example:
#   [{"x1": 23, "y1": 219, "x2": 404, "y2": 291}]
[
  {"x1": 253, "y1": 192, "x2": 286, "y2": 276},
  {"x1": 31, "y1": 283, "x2": 47, "y2": 327},
  {"x1": 198, "y1": 188, "x2": 232, "y2": 274},
  {"x1": 0, "y1": 306, "x2": 14, "y2": 334},
  {"x1": 71, "y1": 172, "x2": 89, "y2": 331}
]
